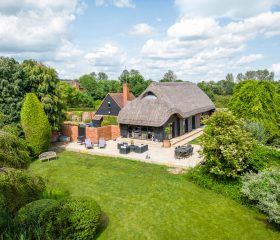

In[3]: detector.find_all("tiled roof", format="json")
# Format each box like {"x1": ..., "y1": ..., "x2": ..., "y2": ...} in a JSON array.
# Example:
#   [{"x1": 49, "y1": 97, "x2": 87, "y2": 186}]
[{"x1": 109, "y1": 92, "x2": 135, "y2": 108}]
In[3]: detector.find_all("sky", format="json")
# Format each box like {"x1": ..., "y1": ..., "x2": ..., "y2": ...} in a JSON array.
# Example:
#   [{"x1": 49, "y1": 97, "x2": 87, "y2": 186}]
[{"x1": 0, "y1": 0, "x2": 280, "y2": 82}]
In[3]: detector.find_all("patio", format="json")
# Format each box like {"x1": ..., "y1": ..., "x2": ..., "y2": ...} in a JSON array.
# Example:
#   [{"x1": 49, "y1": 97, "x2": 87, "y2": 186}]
[{"x1": 65, "y1": 139, "x2": 203, "y2": 169}]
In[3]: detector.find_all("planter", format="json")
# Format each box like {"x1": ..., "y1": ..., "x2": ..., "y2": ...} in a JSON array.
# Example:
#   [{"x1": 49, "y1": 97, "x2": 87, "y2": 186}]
[{"x1": 162, "y1": 139, "x2": 171, "y2": 148}]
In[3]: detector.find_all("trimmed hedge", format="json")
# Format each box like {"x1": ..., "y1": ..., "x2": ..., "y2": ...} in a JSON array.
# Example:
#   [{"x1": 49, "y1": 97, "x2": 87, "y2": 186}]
[
  {"x1": 20, "y1": 93, "x2": 51, "y2": 156},
  {"x1": 0, "y1": 131, "x2": 31, "y2": 169},
  {"x1": 68, "y1": 108, "x2": 96, "y2": 112},
  {"x1": 39, "y1": 197, "x2": 102, "y2": 240},
  {"x1": 0, "y1": 168, "x2": 45, "y2": 215},
  {"x1": 101, "y1": 115, "x2": 118, "y2": 126}
]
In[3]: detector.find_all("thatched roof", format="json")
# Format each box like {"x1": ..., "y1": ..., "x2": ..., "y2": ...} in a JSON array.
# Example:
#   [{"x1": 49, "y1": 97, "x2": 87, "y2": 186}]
[{"x1": 118, "y1": 82, "x2": 215, "y2": 127}]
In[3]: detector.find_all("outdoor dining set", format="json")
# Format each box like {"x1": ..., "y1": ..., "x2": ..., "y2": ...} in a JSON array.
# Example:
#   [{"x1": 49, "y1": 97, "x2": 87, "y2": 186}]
[
  {"x1": 118, "y1": 142, "x2": 148, "y2": 154},
  {"x1": 174, "y1": 145, "x2": 194, "y2": 159}
]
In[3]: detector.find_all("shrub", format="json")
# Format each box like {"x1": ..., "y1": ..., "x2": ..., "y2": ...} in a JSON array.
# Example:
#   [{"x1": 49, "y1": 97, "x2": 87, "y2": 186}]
[
  {"x1": 1, "y1": 124, "x2": 22, "y2": 137},
  {"x1": 229, "y1": 80, "x2": 280, "y2": 143},
  {"x1": 0, "y1": 131, "x2": 31, "y2": 168},
  {"x1": 0, "y1": 168, "x2": 45, "y2": 215},
  {"x1": 40, "y1": 197, "x2": 102, "y2": 240},
  {"x1": 243, "y1": 121, "x2": 269, "y2": 144},
  {"x1": 213, "y1": 95, "x2": 231, "y2": 108},
  {"x1": 241, "y1": 169, "x2": 280, "y2": 225},
  {"x1": 20, "y1": 93, "x2": 51, "y2": 156},
  {"x1": 248, "y1": 144, "x2": 280, "y2": 171},
  {"x1": 185, "y1": 166, "x2": 242, "y2": 202},
  {"x1": 16, "y1": 199, "x2": 58, "y2": 226},
  {"x1": 200, "y1": 110, "x2": 255, "y2": 178},
  {"x1": 101, "y1": 116, "x2": 118, "y2": 126}
]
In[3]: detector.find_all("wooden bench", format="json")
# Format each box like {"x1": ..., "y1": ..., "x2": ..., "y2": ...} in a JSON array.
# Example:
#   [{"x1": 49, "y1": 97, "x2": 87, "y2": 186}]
[{"x1": 39, "y1": 151, "x2": 57, "y2": 162}]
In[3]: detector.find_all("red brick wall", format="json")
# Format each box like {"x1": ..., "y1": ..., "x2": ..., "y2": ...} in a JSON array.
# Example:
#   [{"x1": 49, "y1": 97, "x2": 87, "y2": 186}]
[
  {"x1": 62, "y1": 125, "x2": 78, "y2": 141},
  {"x1": 62, "y1": 124, "x2": 120, "y2": 143}
]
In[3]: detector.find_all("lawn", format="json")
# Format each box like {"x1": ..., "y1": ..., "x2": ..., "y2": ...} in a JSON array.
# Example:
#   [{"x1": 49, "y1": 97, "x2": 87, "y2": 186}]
[
  {"x1": 29, "y1": 151, "x2": 279, "y2": 240},
  {"x1": 188, "y1": 135, "x2": 202, "y2": 144}
]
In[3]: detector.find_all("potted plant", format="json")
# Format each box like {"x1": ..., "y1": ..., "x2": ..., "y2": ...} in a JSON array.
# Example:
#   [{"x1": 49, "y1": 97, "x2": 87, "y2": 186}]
[{"x1": 163, "y1": 126, "x2": 171, "y2": 148}]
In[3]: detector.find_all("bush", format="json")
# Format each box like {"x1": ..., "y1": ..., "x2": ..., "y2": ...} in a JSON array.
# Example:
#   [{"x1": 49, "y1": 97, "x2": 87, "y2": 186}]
[
  {"x1": 243, "y1": 121, "x2": 269, "y2": 144},
  {"x1": 241, "y1": 169, "x2": 280, "y2": 225},
  {"x1": 200, "y1": 110, "x2": 255, "y2": 178},
  {"x1": 0, "y1": 168, "x2": 45, "y2": 215},
  {"x1": 213, "y1": 95, "x2": 231, "y2": 108},
  {"x1": 16, "y1": 199, "x2": 58, "y2": 226},
  {"x1": 248, "y1": 144, "x2": 280, "y2": 171},
  {"x1": 40, "y1": 197, "x2": 102, "y2": 240},
  {"x1": 185, "y1": 166, "x2": 242, "y2": 202},
  {"x1": 1, "y1": 124, "x2": 23, "y2": 137},
  {"x1": 20, "y1": 93, "x2": 51, "y2": 156},
  {"x1": 101, "y1": 116, "x2": 118, "y2": 126},
  {"x1": 0, "y1": 131, "x2": 31, "y2": 168}
]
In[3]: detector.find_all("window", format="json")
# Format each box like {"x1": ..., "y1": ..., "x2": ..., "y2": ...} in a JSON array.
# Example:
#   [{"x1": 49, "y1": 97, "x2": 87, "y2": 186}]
[
  {"x1": 108, "y1": 101, "x2": 111, "y2": 108},
  {"x1": 142, "y1": 91, "x2": 157, "y2": 100}
]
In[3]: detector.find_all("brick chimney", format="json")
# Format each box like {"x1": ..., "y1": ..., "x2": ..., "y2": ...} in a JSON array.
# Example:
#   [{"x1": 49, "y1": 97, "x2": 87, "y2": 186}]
[{"x1": 123, "y1": 83, "x2": 129, "y2": 106}]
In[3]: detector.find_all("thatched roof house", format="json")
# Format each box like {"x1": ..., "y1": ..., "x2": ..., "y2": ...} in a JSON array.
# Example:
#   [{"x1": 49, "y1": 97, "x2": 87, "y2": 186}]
[{"x1": 118, "y1": 82, "x2": 215, "y2": 141}]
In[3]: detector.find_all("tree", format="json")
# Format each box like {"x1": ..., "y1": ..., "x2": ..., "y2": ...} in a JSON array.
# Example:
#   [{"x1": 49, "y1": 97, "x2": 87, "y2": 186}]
[
  {"x1": 79, "y1": 74, "x2": 99, "y2": 99},
  {"x1": 97, "y1": 72, "x2": 108, "y2": 80},
  {"x1": 119, "y1": 69, "x2": 151, "y2": 96},
  {"x1": 225, "y1": 73, "x2": 234, "y2": 82},
  {"x1": 200, "y1": 110, "x2": 255, "y2": 178},
  {"x1": 21, "y1": 93, "x2": 51, "y2": 156},
  {"x1": 197, "y1": 81, "x2": 215, "y2": 101},
  {"x1": 160, "y1": 70, "x2": 177, "y2": 82},
  {"x1": 58, "y1": 82, "x2": 94, "y2": 108},
  {"x1": 22, "y1": 60, "x2": 65, "y2": 130},
  {"x1": 236, "y1": 69, "x2": 274, "y2": 81},
  {"x1": 229, "y1": 80, "x2": 280, "y2": 143},
  {"x1": 0, "y1": 57, "x2": 25, "y2": 123}
]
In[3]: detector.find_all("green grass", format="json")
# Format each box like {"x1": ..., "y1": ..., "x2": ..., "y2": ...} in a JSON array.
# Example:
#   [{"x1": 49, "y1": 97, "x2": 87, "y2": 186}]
[
  {"x1": 29, "y1": 151, "x2": 280, "y2": 240},
  {"x1": 189, "y1": 135, "x2": 202, "y2": 144}
]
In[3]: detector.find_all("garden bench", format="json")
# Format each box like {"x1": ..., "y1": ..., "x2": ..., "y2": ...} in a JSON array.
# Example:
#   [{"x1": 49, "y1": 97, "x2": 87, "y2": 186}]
[{"x1": 39, "y1": 151, "x2": 57, "y2": 162}]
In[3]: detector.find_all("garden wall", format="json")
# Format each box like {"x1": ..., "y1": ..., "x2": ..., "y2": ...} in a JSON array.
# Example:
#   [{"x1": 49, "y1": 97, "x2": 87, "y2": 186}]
[{"x1": 62, "y1": 124, "x2": 120, "y2": 143}]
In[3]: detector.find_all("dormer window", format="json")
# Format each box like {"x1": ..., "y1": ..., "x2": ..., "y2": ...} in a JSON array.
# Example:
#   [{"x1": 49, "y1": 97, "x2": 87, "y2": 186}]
[{"x1": 142, "y1": 91, "x2": 157, "y2": 100}]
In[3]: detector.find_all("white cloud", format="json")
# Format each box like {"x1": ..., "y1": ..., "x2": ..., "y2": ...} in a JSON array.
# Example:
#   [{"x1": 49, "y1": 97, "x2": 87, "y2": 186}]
[
  {"x1": 271, "y1": 63, "x2": 280, "y2": 78},
  {"x1": 138, "y1": 11, "x2": 280, "y2": 81},
  {"x1": 85, "y1": 44, "x2": 127, "y2": 75},
  {"x1": 95, "y1": 0, "x2": 135, "y2": 8},
  {"x1": 129, "y1": 23, "x2": 155, "y2": 36},
  {"x1": 236, "y1": 54, "x2": 263, "y2": 65},
  {"x1": 175, "y1": 0, "x2": 280, "y2": 18}
]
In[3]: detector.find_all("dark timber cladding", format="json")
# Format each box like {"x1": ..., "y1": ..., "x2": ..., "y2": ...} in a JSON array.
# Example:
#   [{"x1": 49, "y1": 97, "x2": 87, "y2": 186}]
[{"x1": 118, "y1": 82, "x2": 216, "y2": 141}]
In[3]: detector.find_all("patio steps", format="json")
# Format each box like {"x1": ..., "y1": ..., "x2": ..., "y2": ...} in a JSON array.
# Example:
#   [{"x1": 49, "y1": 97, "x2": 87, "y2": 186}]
[{"x1": 171, "y1": 128, "x2": 203, "y2": 147}]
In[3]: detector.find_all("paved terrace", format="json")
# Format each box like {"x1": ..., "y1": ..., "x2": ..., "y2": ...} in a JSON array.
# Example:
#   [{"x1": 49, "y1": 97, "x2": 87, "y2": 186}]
[{"x1": 65, "y1": 139, "x2": 203, "y2": 169}]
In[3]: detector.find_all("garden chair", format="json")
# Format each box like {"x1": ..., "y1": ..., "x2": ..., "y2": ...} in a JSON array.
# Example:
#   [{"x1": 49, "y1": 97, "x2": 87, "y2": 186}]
[
  {"x1": 85, "y1": 138, "x2": 93, "y2": 149},
  {"x1": 98, "y1": 138, "x2": 106, "y2": 148}
]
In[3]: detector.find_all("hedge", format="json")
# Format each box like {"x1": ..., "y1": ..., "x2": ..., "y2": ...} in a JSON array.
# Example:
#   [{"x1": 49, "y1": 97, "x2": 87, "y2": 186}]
[
  {"x1": 0, "y1": 131, "x2": 31, "y2": 169},
  {"x1": 67, "y1": 108, "x2": 96, "y2": 112},
  {"x1": 101, "y1": 116, "x2": 118, "y2": 126},
  {"x1": 20, "y1": 93, "x2": 51, "y2": 156},
  {"x1": 39, "y1": 197, "x2": 102, "y2": 240}
]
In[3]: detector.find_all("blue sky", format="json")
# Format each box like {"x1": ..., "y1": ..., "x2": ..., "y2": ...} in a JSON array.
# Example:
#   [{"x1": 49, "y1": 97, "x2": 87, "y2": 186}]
[{"x1": 0, "y1": 0, "x2": 280, "y2": 82}]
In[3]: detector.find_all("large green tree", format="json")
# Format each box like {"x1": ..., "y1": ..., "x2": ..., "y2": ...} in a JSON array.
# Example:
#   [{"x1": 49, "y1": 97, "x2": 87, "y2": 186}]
[
  {"x1": 0, "y1": 57, "x2": 25, "y2": 123},
  {"x1": 58, "y1": 82, "x2": 94, "y2": 108},
  {"x1": 119, "y1": 69, "x2": 151, "y2": 96},
  {"x1": 22, "y1": 60, "x2": 65, "y2": 130},
  {"x1": 229, "y1": 80, "x2": 280, "y2": 142}
]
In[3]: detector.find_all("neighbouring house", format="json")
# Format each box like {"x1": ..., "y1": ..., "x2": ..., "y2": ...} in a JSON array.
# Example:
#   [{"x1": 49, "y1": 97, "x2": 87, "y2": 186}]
[
  {"x1": 118, "y1": 82, "x2": 215, "y2": 141},
  {"x1": 93, "y1": 84, "x2": 135, "y2": 127},
  {"x1": 61, "y1": 79, "x2": 83, "y2": 91}
]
